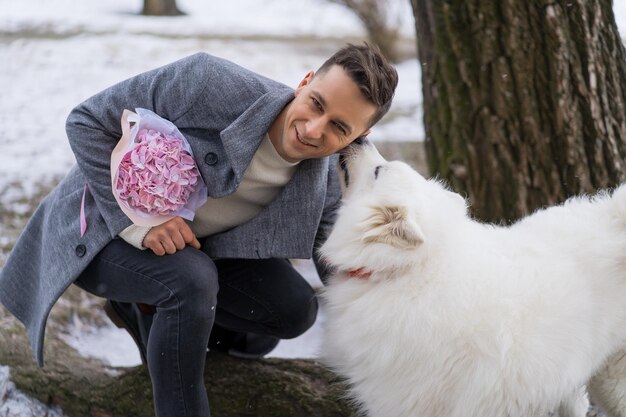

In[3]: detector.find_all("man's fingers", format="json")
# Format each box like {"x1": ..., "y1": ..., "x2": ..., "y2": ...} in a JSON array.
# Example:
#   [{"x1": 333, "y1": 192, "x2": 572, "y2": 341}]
[
  {"x1": 171, "y1": 230, "x2": 186, "y2": 250},
  {"x1": 161, "y1": 238, "x2": 177, "y2": 255},
  {"x1": 146, "y1": 240, "x2": 166, "y2": 256},
  {"x1": 143, "y1": 218, "x2": 199, "y2": 255},
  {"x1": 180, "y1": 224, "x2": 201, "y2": 249}
]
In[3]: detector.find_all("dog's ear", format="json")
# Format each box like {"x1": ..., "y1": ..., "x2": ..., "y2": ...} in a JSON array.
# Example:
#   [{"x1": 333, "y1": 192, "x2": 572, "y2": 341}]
[{"x1": 360, "y1": 206, "x2": 424, "y2": 249}]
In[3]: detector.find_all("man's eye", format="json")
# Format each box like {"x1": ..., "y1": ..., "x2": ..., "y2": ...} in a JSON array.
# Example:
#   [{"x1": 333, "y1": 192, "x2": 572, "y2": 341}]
[
  {"x1": 311, "y1": 97, "x2": 322, "y2": 111},
  {"x1": 334, "y1": 122, "x2": 346, "y2": 135}
]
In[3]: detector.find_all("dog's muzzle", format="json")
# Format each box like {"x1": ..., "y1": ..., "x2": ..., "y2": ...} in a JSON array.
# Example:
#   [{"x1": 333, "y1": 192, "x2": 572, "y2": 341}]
[
  {"x1": 338, "y1": 136, "x2": 370, "y2": 188},
  {"x1": 352, "y1": 136, "x2": 368, "y2": 146},
  {"x1": 338, "y1": 152, "x2": 350, "y2": 188}
]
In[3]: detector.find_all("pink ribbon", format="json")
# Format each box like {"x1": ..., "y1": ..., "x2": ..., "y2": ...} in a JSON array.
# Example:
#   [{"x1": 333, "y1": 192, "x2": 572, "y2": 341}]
[{"x1": 80, "y1": 183, "x2": 89, "y2": 237}]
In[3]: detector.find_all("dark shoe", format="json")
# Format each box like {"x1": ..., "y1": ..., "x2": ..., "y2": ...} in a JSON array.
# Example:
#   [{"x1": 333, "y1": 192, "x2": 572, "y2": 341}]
[
  {"x1": 228, "y1": 332, "x2": 280, "y2": 360},
  {"x1": 104, "y1": 300, "x2": 149, "y2": 366},
  {"x1": 208, "y1": 324, "x2": 279, "y2": 360}
]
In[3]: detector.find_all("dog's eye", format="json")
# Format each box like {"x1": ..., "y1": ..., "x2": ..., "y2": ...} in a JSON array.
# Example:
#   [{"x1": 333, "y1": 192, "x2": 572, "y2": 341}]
[{"x1": 374, "y1": 165, "x2": 382, "y2": 179}]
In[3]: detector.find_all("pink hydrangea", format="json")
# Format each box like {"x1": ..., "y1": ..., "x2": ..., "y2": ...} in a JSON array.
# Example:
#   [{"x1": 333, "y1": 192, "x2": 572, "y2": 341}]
[{"x1": 115, "y1": 128, "x2": 201, "y2": 216}]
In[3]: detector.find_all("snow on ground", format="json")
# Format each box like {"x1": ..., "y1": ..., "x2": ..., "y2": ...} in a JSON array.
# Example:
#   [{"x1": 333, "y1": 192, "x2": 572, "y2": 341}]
[
  {"x1": 2, "y1": 0, "x2": 416, "y2": 40},
  {"x1": 0, "y1": 366, "x2": 66, "y2": 417},
  {"x1": 62, "y1": 319, "x2": 144, "y2": 368}
]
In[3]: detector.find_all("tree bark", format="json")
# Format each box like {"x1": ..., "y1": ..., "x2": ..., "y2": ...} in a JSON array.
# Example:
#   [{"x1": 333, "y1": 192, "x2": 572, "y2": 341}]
[
  {"x1": 142, "y1": 0, "x2": 182, "y2": 16},
  {"x1": 0, "y1": 314, "x2": 358, "y2": 417},
  {"x1": 411, "y1": 0, "x2": 626, "y2": 222}
]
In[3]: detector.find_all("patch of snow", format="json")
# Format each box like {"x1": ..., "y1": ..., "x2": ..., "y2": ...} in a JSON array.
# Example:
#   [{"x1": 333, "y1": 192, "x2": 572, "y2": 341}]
[
  {"x1": 0, "y1": 366, "x2": 67, "y2": 417},
  {"x1": 61, "y1": 323, "x2": 142, "y2": 369}
]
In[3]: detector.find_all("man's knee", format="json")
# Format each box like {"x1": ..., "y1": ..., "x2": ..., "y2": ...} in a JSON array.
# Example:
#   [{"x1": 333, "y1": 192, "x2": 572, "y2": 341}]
[
  {"x1": 277, "y1": 294, "x2": 318, "y2": 339},
  {"x1": 160, "y1": 250, "x2": 219, "y2": 313}
]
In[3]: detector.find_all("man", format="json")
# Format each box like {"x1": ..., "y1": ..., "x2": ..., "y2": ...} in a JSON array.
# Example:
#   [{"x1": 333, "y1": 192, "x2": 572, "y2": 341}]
[{"x1": 0, "y1": 43, "x2": 398, "y2": 416}]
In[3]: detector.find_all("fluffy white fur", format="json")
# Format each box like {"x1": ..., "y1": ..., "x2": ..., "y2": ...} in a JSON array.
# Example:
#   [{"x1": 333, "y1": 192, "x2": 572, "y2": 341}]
[{"x1": 319, "y1": 141, "x2": 626, "y2": 417}]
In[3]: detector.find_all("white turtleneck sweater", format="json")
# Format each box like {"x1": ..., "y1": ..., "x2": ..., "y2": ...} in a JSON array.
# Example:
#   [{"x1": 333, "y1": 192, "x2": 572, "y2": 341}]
[{"x1": 119, "y1": 133, "x2": 299, "y2": 249}]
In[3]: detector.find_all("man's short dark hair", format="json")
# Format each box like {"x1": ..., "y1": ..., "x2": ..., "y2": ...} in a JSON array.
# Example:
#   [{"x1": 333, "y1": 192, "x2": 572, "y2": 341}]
[{"x1": 316, "y1": 42, "x2": 399, "y2": 129}]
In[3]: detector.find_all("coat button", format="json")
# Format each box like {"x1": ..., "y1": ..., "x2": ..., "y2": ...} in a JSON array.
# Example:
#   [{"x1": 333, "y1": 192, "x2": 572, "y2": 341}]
[
  {"x1": 75, "y1": 244, "x2": 86, "y2": 257},
  {"x1": 204, "y1": 152, "x2": 218, "y2": 165}
]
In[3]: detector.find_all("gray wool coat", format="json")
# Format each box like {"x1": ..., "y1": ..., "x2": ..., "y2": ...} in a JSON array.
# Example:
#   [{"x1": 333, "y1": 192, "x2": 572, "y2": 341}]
[{"x1": 0, "y1": 53, "x2": 341, "y2": 367}]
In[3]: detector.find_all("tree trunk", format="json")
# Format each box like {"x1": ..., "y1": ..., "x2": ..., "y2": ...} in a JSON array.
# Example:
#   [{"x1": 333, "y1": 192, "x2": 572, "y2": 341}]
[
  {"x1": 0, "y1": 314, "x2": 358, "y2": 417},
  {"x1": 411, "y1": 0, "x2": 626, "y2": 222},
  {"x1": 142, "y1": 0, "x2": 182, "y2": 16}
]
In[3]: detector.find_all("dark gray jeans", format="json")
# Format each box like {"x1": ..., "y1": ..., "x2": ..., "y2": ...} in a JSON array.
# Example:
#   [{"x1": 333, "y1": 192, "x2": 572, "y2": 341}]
[{"x1": 74, "y1": 237, "x2": 318, "y2": 417}]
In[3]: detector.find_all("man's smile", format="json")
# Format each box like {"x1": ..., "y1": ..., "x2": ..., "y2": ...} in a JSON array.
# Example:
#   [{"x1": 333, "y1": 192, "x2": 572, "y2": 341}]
[{"x1": 296, "y1": 127, "x2": 318, "y2": 147}]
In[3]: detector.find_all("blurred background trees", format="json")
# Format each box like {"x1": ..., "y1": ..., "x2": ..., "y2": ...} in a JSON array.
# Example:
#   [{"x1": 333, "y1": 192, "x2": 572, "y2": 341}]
[
  {"x1": 143, "y1": 0, "x2": 182, "y2": 16},
  {"x1": 327, "y1": 0, "x2": 403, "y2": 61}
]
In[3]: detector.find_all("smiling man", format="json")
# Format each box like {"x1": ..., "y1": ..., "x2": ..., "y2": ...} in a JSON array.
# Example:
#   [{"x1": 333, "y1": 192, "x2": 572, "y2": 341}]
[
  {"x1": 269, "y1": 64, "x2": 379, "y2": 162},
  {"x1": 0, "y1": 43, "x2": 398, "y2": 417}
]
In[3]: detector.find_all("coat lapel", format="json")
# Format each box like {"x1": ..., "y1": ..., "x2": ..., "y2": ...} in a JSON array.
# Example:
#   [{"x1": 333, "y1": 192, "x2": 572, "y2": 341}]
[
  {"x1": 220, "y1": 88, "x2": 295, "y2": 181},
  {"x1": 268, "y1": 156, "x2": 328, "y2": 255}
]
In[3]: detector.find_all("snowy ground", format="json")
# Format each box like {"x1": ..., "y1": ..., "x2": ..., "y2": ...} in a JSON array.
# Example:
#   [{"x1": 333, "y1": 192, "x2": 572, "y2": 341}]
[
  {"x1": 1, "y1": 0, "x2": 626, "y2": 415},
  {"x1": 0, "y1": 366, "x2": 66, "y2": 417}
]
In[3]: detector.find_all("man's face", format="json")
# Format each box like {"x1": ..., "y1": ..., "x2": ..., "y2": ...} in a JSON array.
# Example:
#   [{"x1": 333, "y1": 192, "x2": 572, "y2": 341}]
[{"x1": 270, "y1": 65, "x2": 378, "y2": 163}]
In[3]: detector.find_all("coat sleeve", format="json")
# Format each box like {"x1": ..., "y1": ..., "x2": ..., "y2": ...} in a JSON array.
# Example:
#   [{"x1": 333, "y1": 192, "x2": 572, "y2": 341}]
[
  {"x1": 312, "y1": 154, "x2": 342, "y2": 285},
  {"x1": 65, "y1": 53, "x2": 212, "y2": 238}
]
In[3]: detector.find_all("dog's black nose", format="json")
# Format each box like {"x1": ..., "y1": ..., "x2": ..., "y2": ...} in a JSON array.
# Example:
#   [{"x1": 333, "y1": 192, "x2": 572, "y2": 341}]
[
  {"x1": 352, "y1": 136, "x2": 369, "y2": 146},
  {"x1": 338, "y1": 152, "x2": 347, "y2": 170},
  {"x1": 338, "y1": 152, "x2": 350, "y2": 187}
]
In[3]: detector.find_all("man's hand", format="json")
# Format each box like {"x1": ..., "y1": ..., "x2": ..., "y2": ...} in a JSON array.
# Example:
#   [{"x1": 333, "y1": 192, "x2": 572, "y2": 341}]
[{"x1": 143, "y1": 217, "x2": 201, "y2": 256}]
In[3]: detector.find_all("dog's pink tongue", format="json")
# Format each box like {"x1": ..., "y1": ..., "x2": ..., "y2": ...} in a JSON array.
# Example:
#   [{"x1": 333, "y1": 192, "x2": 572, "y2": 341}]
[{"x1": 347, "y1": 268, "x2": 372, "y2": 280}]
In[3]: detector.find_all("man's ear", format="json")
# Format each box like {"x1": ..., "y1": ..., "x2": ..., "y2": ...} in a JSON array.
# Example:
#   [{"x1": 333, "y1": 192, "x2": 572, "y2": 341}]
[
  {"x1": 360, "y1": 206, "x2": 424, "y2": 249},
  {"x1": 295, "y1": 71, "x2": 315, "y2": 96}
]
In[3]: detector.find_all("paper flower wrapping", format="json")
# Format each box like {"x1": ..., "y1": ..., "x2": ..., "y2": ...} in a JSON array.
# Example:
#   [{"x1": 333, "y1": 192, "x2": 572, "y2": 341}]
[
  {"x1": 110, "y1": 108, "x2": 208, "y2": 227},
  {"x1": 116, "y1": 129, "x2": 201, "y2": 215}
]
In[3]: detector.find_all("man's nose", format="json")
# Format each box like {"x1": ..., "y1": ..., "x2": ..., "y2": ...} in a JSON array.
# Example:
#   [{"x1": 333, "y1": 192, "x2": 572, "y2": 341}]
[{"x1": 304, "y1": 117, "x2": 324, "y2": 139}]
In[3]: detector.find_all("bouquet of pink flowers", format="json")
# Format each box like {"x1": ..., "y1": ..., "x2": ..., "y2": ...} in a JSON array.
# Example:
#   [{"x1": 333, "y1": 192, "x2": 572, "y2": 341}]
[{"x1": 110, "y1": 108, "x2": 208, "y2": 227}]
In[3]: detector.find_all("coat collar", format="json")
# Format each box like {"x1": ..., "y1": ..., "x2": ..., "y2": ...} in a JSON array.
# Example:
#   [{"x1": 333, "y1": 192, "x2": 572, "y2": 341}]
[{"x1": 220, "y1": 87, "x2": 295, "y2": 181}]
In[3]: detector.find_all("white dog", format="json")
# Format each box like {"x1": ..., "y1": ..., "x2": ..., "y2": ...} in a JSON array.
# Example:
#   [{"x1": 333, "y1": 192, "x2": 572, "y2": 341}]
[{"x1": 319, "y1": 139, "x2": 626, "y2": 417}]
